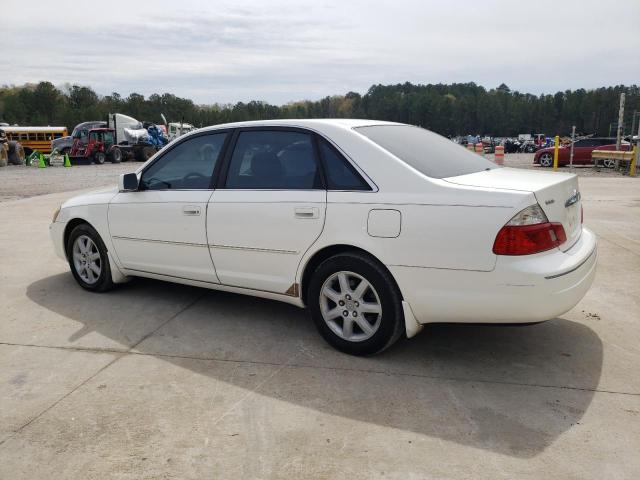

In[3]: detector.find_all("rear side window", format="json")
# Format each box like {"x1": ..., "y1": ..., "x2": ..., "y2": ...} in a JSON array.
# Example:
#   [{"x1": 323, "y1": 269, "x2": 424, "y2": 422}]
[
  {"x1": 355, "y1": 125, "x2": 498, "y2": 179},
  {"x1": 318, "y1": 138, "x2": 370, "y2": 190},
  {"x1": 225, "y1": 130, "x2": 321, "y2": 189}
]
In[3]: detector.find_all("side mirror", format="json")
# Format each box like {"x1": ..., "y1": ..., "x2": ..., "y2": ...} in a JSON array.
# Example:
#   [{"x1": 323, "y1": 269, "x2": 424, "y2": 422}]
[{"x1": 119, "y1": 173, "x2": 139, "y2": 192}]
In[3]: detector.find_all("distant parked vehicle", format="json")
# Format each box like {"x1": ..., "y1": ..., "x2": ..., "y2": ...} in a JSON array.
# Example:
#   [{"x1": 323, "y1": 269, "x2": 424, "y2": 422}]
[
  {"x1": 167, "y1": 122, "x2": 195, "y2": 141},
  {"x1": 519, "y1": 140, "x2": 539, "y2": 153},
  {"x1": 70, "y1": 128, "x2": 123, "y2": 164},
  {"x1": 534, "y1": 137, "x2": 626, "y2": 167},
  {"x1": 2, "y1": 126, "x2": 67, "y2": 155},
  {"x1": 52, "y1": 121, "x2": 107, "y2": 155},
  {"x1": 503, "y1": 139, "x2": 521, "y2": 153},
  {"x1": 0, "y1": 128, "x2": 25, "y2": 165},
  {"x1": 108, "y1": 113, "x2": 168, "y2": 162}
]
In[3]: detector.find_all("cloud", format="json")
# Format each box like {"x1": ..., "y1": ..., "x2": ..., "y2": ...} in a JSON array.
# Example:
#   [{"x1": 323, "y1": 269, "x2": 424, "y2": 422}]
[{"x1": 1, "y1": 0, "x2": 639, "y2": 103}]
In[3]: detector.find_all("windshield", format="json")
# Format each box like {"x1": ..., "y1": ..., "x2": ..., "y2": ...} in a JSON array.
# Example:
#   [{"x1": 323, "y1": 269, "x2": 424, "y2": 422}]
[{"x1": 355, "y1": 125, "x2": 498, "y2": 179}]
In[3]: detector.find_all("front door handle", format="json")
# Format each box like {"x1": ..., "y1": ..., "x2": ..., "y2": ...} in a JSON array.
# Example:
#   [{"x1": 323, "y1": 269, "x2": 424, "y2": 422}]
[
  {"x1": 294, "y1": 207, "x2": 319, "y2": 219},
  {"x1": 182, "y1": 205, "x2": 201, "y2": 216}
]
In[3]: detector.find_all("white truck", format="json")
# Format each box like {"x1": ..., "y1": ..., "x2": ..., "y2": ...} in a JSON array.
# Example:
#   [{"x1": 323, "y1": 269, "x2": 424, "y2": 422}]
[{"x1": 166, "y1": 121, "x2": 195, "y2": 141}]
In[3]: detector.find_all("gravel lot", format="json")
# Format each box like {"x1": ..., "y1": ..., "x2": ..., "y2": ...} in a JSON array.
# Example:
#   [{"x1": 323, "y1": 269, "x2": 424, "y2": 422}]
[
  {"x1": 0, "y1": 162, "x2": 139, "y2": 202},
  {"x1": 0, "y1": 153, "x2": 630, "y2": 202}
]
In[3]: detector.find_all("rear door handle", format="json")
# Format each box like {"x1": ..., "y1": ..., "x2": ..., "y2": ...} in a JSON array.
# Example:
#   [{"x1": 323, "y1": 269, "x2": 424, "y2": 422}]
[
  {"x1": 182, "y1": 205, "x2": 201, "y2": 216},
  {"x1": 294, "y1": 207, "x2": 319, "y2": 219}
]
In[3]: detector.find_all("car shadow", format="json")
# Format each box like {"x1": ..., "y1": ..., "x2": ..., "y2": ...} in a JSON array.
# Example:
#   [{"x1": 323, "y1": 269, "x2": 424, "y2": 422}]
[{"x1": 26, "y1": 273, "x2": 603, "y2": 458}]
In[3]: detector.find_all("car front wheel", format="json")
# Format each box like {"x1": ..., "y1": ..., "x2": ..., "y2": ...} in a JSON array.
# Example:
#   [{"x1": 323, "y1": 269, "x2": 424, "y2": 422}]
[
  {"x1": 66, "y1": 223, "x2": 114, "y2": 292},
  {"x1": 308, "y1": 252, "x2": 404, "y2": 355}
]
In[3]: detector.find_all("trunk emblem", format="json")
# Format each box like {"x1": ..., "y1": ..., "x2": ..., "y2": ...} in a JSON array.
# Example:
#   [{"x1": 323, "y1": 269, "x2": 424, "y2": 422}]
[
  {"x1": 545, "y1": 199, "x2": 555, "y2": 205},
  {"x1": 565, "y1": 190, "x2": 581, "y2": 207}
]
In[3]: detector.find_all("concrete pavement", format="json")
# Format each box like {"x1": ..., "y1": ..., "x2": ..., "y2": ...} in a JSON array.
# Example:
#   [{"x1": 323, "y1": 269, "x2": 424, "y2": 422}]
[{"x1": 0, "y1": 178, "x2": 638, "y2": 479}]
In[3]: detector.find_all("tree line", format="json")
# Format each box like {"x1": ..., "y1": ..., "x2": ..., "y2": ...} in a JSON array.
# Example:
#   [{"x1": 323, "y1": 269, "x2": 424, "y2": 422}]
[{"x1": 0, "y1": 81, "x2": 638, "y2": 138}]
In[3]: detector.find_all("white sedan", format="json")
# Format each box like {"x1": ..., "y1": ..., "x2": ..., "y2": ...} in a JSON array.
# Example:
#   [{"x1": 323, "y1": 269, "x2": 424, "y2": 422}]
[{"x1": 50, "y1": 120, "x2": 597, "y2": 355}]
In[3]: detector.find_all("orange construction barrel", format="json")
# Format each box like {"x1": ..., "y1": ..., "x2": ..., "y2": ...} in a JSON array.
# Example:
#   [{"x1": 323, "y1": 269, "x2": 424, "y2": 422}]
[
  {"x1": 475, "y1": 143, "x2": 484, "y2": 156},
  {"x1": 466, "y1": 143, "x2": 475, "y2": 152},
  {"x1": 494, "y1": 145, "x2": 505, "y2": 165}
]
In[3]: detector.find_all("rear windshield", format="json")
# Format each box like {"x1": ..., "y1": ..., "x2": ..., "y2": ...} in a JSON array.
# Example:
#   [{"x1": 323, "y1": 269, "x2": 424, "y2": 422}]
[{"x1": 355, "y1": 125, "x2": 498, "y2": 179}]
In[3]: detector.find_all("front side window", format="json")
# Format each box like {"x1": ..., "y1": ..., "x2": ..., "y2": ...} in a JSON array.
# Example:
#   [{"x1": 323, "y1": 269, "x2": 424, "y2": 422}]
[
  {"x1": 140, "y1": 133, "x2": 227, "y2": 190},
  {"x1": 355, "y1": 125, "x2": 498, "y2": 179},
  {"x1": 225, "y1": 130, "x2": 320, "y2": 189}
]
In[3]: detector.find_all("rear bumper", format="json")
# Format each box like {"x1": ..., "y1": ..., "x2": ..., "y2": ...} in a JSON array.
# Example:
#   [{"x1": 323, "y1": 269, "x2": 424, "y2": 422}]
[{"x1": 390, "y1": 227, "x2": 597, "y2": 324}]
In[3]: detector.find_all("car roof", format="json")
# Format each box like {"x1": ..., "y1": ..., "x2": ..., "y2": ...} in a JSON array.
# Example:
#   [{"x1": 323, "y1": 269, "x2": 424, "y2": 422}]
[{"x1": 196, "y1": 118, "x2": 404, "y2": 134}]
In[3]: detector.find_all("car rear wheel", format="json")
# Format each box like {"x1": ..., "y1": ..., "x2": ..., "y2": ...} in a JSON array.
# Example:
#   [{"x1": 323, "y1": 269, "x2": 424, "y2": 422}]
[
  {"x1": 539, "y1": 153, "x2": 553, "y2": 167},
  {"x1": 0, "y1": 146, "x2": 8, "y2": 167},
  {"x1": 109, "y1": 147, "x2": 122, "y2": 163},
  {"x1": 308, "y1": 252, "x2": 404, "y2": 356},
  {"x1": 94, "y1": 152, "x2": 106, "y2": 164},
  {"x1": 7, "y1": 141, "x2": 25, "y2": 165},
  {"x1": 137, "y1": 146, "x2": 156, "y2": 162},
  {"x1": 66, "y1": 223, "x2": 114, "y2": 292}
]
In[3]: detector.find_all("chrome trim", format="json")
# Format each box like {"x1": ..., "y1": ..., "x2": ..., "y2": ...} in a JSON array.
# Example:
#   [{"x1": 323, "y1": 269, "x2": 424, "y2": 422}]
[
  {"x1": 112, "y1": 236, "x2": 299, "y2": 255},
  {"x1": 209, "y1": 244, "x2": 298, "y2": 255},
  {"x1": 112, "y1": 236, "x2": 208, "y2": 248},
  {"x1": 565, "y1": 190, "x2": 581, "y2": 208},
  {"x1": 545, "y1": 246, "x2": 596, "y2": 280}
]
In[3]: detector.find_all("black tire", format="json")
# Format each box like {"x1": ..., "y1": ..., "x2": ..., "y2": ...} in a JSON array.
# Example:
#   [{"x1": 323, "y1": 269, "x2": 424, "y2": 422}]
[
  {"x1": 139, "y1": 146, "x2": 155, "y2": 162},
  {"x1": 66, "y1": 223, "x2": 114, "y2": 292},
  {"x1": 8, "y1": 141, "x2": 25, "y2": 165},
  {"x1": 94, "y1": 152, "x2": 106, "y2": 164},
  {"x1": 307, "y1": 252, "x2": 404, "y2": 356},
  {"x1": 61, "y1": 147, "x2": 71, "y2": 156},
  {"x1": 109, "y1": 147, "x2": 122, "y2": 163},
  {"x1": 0, "y1": 146, "x2": 7, "y2": 167}
]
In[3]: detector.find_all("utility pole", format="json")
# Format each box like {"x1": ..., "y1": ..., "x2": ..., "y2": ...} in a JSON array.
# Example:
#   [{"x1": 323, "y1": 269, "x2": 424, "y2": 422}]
[
  {"x1": 615, "y1": 93, "x2": 625, "y2": 169},
  {"x1": 569, "y1": 125, "x2": 576, "y2": 169},
  {"x1": 616, "y1": 93, "x2": 625, "y2": 150},
  {"x1": 631, "y1": 111, "x2": 640, "y2": 143}
]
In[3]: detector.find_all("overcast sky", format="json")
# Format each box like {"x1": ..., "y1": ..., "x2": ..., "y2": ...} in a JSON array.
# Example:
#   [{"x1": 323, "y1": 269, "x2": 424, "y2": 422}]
[{"x1": 2, "y1": 0, "x2": 639, "y2": 104}]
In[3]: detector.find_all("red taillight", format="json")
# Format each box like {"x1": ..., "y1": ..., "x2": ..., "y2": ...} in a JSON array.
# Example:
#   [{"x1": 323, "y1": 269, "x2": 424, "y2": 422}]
[{"x1": 493, "y1": 222, "x2": 567, "y2": 255}]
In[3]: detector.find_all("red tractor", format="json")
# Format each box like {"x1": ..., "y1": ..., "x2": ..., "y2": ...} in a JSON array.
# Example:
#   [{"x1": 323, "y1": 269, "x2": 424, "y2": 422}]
[{"x1": 70, "y1": 128, "x2": 122, "y2": 164}]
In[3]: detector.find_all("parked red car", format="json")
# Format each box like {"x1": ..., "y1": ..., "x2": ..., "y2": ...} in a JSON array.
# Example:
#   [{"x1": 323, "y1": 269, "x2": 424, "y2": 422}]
[{"x1": 533, "y1": 137, "x2": 630, "y2": 167}]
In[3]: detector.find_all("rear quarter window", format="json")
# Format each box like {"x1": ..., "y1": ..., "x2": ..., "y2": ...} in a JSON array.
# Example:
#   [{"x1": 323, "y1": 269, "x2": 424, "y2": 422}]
[{"x1": 355, "y1": 125, "x2": 498, "y2": 179}]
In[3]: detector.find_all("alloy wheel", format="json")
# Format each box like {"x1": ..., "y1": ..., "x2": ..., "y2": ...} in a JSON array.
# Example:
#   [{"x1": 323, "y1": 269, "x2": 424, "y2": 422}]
[
  {"x1": 319, "y1": 271, "x2": 382, "y2": 342},
  {"x1": 72, "y1": 235, "x2": 102, "y2": 284},
  {"x1": 540, "y1": 153, "x2": 553, "y2": 167}
]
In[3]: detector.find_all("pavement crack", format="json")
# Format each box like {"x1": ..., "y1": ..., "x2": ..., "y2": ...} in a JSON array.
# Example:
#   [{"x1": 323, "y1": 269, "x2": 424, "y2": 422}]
[
  {"x1": 1, "y1": 340, "x2": 638, "y2": 398},
  {"x1": 596, "y1": 232, "x2": 640, "y2": 257}
]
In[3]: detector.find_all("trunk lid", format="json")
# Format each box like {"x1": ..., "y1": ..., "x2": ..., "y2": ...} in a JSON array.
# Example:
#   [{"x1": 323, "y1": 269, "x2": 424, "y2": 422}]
[{"x1": 445, "y1": 167, "x2": 582, "y2": 251}]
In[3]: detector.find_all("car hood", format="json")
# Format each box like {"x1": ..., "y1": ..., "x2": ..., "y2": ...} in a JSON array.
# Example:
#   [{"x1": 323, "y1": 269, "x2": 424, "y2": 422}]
[{"x1": 62, "y1": 186, "x2": 119, "y2": 209}]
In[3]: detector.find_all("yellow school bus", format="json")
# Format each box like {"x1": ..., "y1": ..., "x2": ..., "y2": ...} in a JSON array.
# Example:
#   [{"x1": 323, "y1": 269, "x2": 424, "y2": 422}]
[{"x1": 2, "y1": 126, "x2": 68, "y2": 154}]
